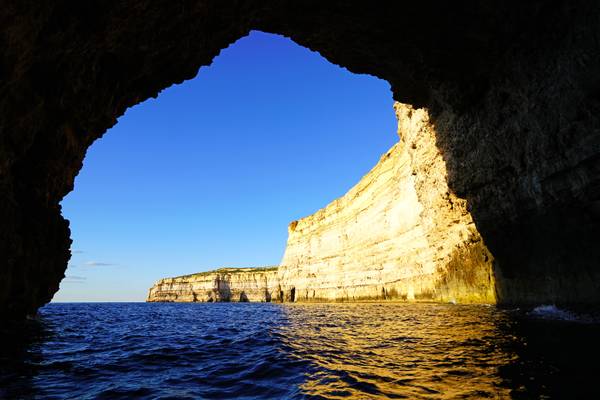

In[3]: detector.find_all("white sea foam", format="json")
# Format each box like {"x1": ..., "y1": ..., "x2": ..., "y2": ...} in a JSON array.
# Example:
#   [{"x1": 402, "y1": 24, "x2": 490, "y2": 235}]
[{"x1": 529, "y1": 304, "x2": 578, "y2": 321}]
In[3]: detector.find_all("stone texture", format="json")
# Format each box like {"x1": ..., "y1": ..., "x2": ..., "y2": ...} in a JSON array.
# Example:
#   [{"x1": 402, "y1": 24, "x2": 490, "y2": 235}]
[
  {"x1": 147, "y1": 268, "x2": 280, "y2": 303},
  {"x1": 1, "y1": 1, "x2": 600, "y2": 319},
  {"x1": 279, "y1": 103, "x2": 495, "y2": 303}
]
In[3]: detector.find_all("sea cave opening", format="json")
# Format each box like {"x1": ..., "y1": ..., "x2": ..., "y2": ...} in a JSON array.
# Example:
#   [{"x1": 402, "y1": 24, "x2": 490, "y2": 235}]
[
  {"x1": 54, "y1": 31, "x2": 398, "y2": 303},
  {"x1": 2, "y1": 5, "x2": 600, "y2": 398}
]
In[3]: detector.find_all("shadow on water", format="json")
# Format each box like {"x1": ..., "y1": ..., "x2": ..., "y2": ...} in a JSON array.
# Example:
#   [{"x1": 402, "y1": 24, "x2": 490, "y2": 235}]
[
  {"x1": 0, "y1": 318, "x2": 54, "y2": 399},
  {"x1": 0, "y1": 302, "x2": 599, "y2": 398},
  {"x1": 496, "y1": 309, "x2": 600, "y2": 399}
]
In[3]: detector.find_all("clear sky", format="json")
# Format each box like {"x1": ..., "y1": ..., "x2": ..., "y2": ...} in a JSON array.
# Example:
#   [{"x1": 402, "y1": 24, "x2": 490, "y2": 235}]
[{"x1": 54, "y1": 31, "x2": 397, "y2": 302}]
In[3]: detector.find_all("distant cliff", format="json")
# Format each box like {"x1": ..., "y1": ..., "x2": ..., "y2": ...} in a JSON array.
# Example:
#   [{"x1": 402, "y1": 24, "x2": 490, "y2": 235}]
[
  {"x1": 148, "y1": 103, "x2": 496, "y2": 304},
  {"x1": 147, "y1": 267, "x2": 280, "y2": 302}
]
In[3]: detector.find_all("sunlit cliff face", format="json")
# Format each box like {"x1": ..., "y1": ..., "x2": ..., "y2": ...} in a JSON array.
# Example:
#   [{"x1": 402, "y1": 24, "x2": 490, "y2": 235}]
[
  {"x1": 278, "y1": 103, "x2": 496, "y2": 304},
  {"x1": 149, "y1": 103, "x2": 497, "y2": 304}
]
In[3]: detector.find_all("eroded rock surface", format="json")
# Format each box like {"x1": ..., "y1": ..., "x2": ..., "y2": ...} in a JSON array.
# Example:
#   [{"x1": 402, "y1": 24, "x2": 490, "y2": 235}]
[
  {"x1": 279, "y1": 103, "x2": 495, "y2": 303},
  {"x1": 147, "y1": 268, "x2": 279, "y2": 303}
]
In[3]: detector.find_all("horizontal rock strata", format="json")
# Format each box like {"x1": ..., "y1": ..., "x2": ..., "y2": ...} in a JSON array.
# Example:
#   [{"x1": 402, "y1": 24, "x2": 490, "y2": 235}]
[
  {"x1": 148, "y1": 103, "x2": 496, "y2": 304},
  {"x1": 278, "y1": 103, "x2": 495, "y2": 303},
  {"x1": 147, "y1": 267, "x2": 279, "y2": 302}
]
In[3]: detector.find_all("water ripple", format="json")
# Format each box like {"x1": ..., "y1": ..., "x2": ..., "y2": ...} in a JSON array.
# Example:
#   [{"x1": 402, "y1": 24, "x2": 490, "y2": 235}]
[{"x1": 1, "y1": 302, "x2": 599, "y2": 398}]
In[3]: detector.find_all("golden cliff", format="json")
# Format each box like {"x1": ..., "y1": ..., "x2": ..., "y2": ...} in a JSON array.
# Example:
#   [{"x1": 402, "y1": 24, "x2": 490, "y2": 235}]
[
  {"x1": 147, "y1": 267, "x2": 280, "y2": 302},
  {"x1": 147, "y1": 103, "x2": 496, "y2": 304}
]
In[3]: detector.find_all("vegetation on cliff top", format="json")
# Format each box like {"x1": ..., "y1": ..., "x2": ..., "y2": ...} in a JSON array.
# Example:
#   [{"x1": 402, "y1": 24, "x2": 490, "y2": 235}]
[{"x1": 174, "y1": 266, "x2": 279, "y2": 280}]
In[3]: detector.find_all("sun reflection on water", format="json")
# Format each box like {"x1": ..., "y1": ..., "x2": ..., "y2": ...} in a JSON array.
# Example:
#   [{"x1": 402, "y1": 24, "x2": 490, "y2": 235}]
[{"x1": 276, "y1": 303, "x2": 518, "y2": 398}]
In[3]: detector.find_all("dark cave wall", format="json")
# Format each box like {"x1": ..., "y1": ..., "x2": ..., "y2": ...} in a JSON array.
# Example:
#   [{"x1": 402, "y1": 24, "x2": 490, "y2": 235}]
[
  {"x1": 0, "y1": 1, "x2": 258, "y2": 318},
  {"x1": 425, "y1": 4, "x2": 600, "y2": 305},
  {"x1": 0, "y1": 1, "x2": 599, "y2": 318}
]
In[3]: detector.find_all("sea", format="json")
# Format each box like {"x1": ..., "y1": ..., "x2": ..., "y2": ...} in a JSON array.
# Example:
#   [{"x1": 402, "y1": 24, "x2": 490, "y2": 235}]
[{"x1": 1, "y1": 302, "x2": 599, "y2": 399}]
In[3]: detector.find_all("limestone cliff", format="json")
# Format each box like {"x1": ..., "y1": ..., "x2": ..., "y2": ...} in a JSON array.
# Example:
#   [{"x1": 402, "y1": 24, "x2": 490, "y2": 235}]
[
  {"x1": 278, "y1": 103, "x2": 495, "y2": 303},
  {"x1": 148, "y1": 103, "x2": 496, "y2": 304},
  {"x1": 147, "y1": 267, "x2": 279, "y2": 302}
]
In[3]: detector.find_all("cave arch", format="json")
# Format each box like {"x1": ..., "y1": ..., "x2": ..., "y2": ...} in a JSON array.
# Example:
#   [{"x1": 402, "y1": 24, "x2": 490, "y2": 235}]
[
  {"x1": 57, "y1": 30, "x2": 398, "y2": 303},
  {"x1": 2, "y1": 1, "x2": 600, "y2": 319}
]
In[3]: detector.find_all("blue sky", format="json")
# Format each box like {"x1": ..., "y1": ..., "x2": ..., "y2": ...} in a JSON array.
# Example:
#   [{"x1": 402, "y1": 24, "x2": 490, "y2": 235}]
[{"x1": 55, "y1": 31, "x2": 397, "y2": 302}]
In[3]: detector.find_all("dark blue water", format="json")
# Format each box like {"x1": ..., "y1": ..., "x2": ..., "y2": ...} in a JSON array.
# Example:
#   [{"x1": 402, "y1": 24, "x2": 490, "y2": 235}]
[{"x1": 1, "y1": 303, "x2": 600, "y2": 399}]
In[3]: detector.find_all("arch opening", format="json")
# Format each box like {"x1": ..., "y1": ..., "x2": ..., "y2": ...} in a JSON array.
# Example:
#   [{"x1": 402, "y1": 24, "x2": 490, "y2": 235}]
[
  {"x1": 1, "y1": 2, "x2": 600, "y2": 319},
  {"x1": 55, "y1": 31, "x2": 399, "y2": 303}
]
